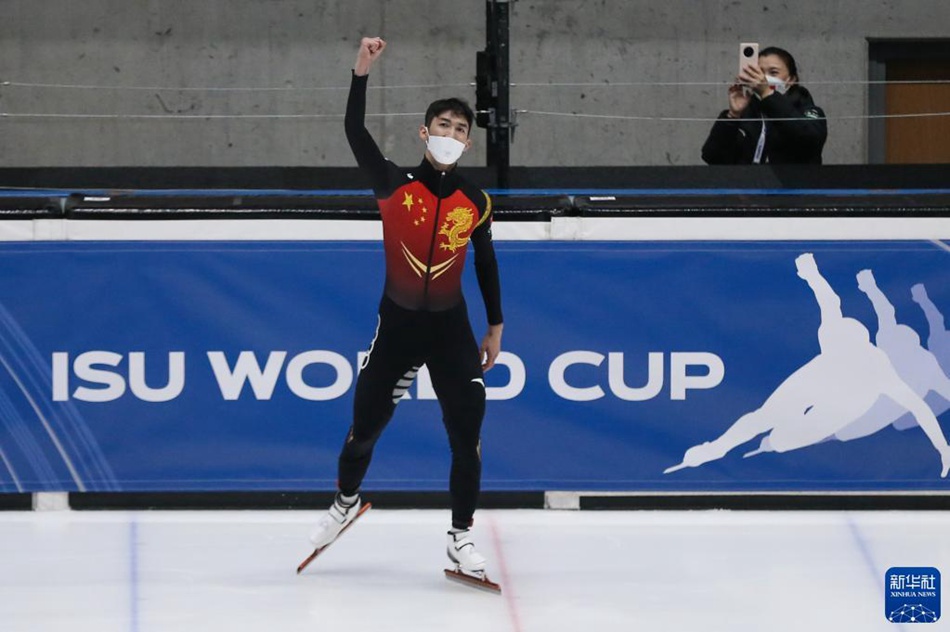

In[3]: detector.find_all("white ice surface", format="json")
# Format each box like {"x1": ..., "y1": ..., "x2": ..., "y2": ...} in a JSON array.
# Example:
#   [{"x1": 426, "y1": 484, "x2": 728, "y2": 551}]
[{"x1": 2, "y1": 508, "x2": 947, "y2": 632}]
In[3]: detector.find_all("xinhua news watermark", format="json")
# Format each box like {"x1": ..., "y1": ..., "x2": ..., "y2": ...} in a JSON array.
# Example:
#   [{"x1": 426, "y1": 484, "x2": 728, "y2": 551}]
[{"x1": 886, "y1": 567, "x2": 940, "y2": 624}]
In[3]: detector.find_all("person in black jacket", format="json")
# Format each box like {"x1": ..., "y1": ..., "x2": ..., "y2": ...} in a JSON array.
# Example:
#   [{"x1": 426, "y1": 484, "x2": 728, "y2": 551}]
[{"x1": 702, "y1": 46, "x2": 827, "y2": 164}]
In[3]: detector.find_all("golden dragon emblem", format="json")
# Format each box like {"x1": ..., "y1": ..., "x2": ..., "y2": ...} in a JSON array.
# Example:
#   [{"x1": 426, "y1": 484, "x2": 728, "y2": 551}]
[{"x1": 439, "y1": 207, "x2": 474, "y2": 253}]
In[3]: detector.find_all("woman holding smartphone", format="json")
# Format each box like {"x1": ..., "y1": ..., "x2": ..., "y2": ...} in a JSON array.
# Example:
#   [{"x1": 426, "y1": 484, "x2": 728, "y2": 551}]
[{"x1": 701, "y1": 46, "x2": 827, "y2": 164}]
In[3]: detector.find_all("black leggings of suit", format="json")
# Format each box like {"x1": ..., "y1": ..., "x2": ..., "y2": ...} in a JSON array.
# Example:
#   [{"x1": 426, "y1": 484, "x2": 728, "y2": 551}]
[{"x1": 338, "y1": 296, "x2": 486, "y2": 530}]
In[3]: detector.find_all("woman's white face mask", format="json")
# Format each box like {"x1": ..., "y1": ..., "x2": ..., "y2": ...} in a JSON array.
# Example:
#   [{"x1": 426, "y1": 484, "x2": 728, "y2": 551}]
[
  {"x1": 765, "y1": 75, "x2": 790, "y2": 95},
  {"x1": 425, "y1": 133, "x2": 466, "y2": 165}
]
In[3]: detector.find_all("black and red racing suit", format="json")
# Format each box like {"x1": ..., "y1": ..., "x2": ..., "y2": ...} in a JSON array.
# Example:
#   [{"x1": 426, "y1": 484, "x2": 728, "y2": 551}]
[{"x1": 336, "y1": 72, "x2": 503, "y2": 529}]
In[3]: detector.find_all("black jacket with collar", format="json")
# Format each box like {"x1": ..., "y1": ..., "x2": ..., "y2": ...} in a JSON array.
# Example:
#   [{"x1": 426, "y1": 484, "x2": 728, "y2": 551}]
[{"x1": 701, "y1": 85, "x2": 827, "y2": 165}]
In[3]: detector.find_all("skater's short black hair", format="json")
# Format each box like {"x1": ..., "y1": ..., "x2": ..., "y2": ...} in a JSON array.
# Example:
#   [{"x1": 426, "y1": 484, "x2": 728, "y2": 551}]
[{"x1": 425, "y1": 98, "x2": 474, "y2": 134}]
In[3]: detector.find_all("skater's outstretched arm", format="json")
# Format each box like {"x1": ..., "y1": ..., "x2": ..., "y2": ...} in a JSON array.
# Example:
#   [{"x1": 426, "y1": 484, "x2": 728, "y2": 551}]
[
  {"x1": 913, "y1": 283, "x2": 947, "y2": 337},
  {"x1": 884, "y1": 377, "x2": 950, "y2": 478},
  {"x1": 856, "y1": 269, "x2": 897, "y2": 333},
  {"x1": 795, "y1": 253, "x2": 843, "y2": 324},
  {"x1": 345, "y1": 37, "x2": 404, "y2": 197}
]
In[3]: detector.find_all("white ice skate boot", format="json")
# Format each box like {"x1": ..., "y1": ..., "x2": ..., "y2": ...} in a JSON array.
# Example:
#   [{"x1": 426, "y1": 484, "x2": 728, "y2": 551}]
[
  {"x1": 309, "y1": 493, "x2": 361, "y2": 549},
  {"x1": 446, "y1": 528, "x2": 487, "y2": 575},
  {"x1": 444, "y1": 528, "x2": 501, "y2": 592}
]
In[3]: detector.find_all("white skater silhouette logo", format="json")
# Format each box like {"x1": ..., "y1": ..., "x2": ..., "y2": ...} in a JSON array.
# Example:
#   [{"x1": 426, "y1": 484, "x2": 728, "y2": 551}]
[
  {"x1": 664, "y1": 253, "x2": 950, "y2": 478},
  {"x1": 834, "y1": 271, "x2": 950, "y2": 442}
]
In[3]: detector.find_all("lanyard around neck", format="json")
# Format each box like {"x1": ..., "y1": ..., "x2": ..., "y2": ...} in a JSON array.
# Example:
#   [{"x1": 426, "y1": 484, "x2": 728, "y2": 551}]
[{"x1": 753, "y1": 118, "x2": 767, "y2": 164}]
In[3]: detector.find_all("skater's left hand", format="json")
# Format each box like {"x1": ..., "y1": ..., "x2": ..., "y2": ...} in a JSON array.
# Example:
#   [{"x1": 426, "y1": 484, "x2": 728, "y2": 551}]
[{"x1": 480, "y1": 324, "x2": 503, "y2": 371}]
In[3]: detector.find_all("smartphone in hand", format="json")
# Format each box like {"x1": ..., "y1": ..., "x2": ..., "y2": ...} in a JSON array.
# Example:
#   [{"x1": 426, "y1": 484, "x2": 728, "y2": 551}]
[{"x1": 738, "y1": 42, "x2": 759, "y2": 76}]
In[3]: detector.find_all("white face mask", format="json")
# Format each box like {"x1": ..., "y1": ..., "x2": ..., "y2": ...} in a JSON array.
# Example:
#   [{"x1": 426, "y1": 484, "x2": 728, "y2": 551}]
[
  {"x1": 766, "y1": 75, "x2": 790, "y2": 95},
  {"x1": 425, "y1": 134, "x2": 466, "y2": 165}
]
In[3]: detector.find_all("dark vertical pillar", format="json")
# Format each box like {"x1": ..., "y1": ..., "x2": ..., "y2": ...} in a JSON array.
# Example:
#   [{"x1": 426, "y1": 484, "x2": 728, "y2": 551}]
[{"x1": 476, "y1": 0, "x2": 512, "y2": 188}]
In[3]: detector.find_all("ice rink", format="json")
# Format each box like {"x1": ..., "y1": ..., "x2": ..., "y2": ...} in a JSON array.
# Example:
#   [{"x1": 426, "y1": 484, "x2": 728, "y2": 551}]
[{"x1": 2, "y1": 506, "x2": 948, "y2": 631}]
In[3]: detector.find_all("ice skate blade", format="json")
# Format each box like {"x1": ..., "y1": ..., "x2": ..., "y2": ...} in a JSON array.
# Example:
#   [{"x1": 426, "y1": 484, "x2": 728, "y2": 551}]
[
  {"x1": 296, "y1": 502, "x2": 372, "y2": 575},
  {"x1": 444, "y1": 568, "x2": 502, "y2": 594}
]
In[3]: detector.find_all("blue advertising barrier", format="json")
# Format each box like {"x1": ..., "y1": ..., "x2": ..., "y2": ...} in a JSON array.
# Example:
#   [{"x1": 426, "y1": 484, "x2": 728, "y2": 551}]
[{"x1": 1, "y1": 224, "x2": 949, "y2": 492}]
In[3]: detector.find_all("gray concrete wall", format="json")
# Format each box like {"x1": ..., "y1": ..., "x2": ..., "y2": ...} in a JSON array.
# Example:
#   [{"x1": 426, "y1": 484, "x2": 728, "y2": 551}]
[{"x1": 0, "y1": 1, "x2": 946, "y2": 168}]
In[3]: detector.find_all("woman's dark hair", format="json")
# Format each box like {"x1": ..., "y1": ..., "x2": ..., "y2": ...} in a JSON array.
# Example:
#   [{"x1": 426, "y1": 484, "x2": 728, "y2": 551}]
[
  {"x1": 425, "y1": 98, "x2": 475, "y2": 132},
  {"x1": 759, "y1": 46, "x2": 799, "y2": 82}
]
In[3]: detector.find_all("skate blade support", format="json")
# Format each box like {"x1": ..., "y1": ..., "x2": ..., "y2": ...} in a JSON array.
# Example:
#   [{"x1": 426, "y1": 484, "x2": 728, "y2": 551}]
[
  {"x1": 444, "y1": 567, "x2": 502, "y2": 594},
  {"x1": 296, "y1": 502, "x2": 373, "y2": 575}
]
